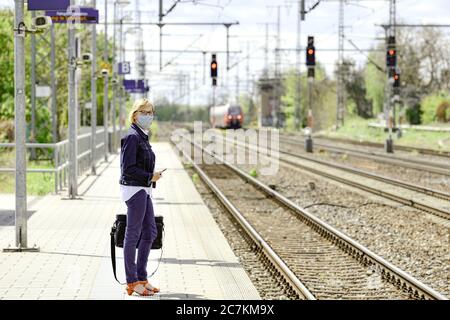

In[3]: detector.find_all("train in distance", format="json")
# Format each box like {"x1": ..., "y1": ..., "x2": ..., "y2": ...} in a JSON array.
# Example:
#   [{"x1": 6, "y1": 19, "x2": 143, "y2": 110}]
[{"x1": 209, "y1": 104, "x2": 244, "y2": 129}]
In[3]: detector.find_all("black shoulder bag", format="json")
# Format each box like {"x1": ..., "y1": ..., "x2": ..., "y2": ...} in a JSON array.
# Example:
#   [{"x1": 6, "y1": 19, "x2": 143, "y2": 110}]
[{"x1": 110, "y1": 214, "x2": 164, "y2": 284}]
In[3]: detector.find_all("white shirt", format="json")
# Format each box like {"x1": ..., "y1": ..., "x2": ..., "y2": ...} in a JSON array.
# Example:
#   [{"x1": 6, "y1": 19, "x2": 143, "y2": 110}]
[{"x1": 120, "y1": 124, "x2": 152, "y2": 202}]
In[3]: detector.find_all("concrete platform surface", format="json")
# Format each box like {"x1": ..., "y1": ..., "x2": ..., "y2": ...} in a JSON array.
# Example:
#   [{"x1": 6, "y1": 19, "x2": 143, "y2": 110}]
[{"x1": 0, "y1": 142, "x2": 260, "y2": 300}]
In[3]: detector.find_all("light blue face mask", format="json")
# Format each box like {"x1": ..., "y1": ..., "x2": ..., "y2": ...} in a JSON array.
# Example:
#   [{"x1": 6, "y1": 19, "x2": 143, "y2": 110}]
[{"x1": 137, "y1": 114, "x2": 154, "y2": 130}]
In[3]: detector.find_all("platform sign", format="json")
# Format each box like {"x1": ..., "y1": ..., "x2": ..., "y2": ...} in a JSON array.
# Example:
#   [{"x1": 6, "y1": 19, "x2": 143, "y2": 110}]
[
  {"x1": 45, "y1": 7, "x2": 99, "y2": 24},
  {"x1": 123, "y1": 80, "x2": 149, "y2": 93},
  {"x1": 28, "y1": 0, "x2": 71, "y2": 11},
  {"x1": 118, "y1": 62, "x2": 131, "y2": 75},
  {"x1": 36, "y1": 85, "x2": 51, "y2": 98}
]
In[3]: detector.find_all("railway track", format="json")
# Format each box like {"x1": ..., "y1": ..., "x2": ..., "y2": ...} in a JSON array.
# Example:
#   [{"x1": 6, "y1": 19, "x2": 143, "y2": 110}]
[
  {"x1": 280, "y1": 135, "x2": 450, "y2": 177},
  {"x1": 311, "y1": 134, "x2": 450, "y2": 159},
  {"x1": 165, "y1": 124, "x2": 450, "y2": 218},
  {"x1": 179, "y1": 137, "x2": 447, "y2": 300},
  {"x1": 221, "y1": 135, "x2": 450, "y2": 220}
]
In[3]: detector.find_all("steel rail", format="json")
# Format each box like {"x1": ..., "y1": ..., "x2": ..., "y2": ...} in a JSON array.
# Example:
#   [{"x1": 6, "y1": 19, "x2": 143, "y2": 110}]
[
  {"x1": 187, "y1": 138, "x2": 448, "y2": 300},
  {"x1": 229, "y1": 137, "x2": 450, "y2": 220},
  {"x1": 310, "y1": 135, "x2": 450, "y2": 159},
  {"x1": 281, "y1": 136, "x2": 450, "y2": 176},
  {"x1": 179, "y1": 139, "x2": 315, "y2": 300},
  {"x1": 314, "y1": 140, "x2": 450, "y2": 171},
  {"x1": 279, "y1": 142, "x2": 450, "y2": 201},
  {"x1": 281, "y1": 152, "x2": 450, "y2": 219}
]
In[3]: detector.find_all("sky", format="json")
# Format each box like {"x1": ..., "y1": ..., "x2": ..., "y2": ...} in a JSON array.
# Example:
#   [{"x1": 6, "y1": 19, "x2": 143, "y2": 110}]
[{"x1": 1, "y1": 0, "x2": 450, "y2": 105}]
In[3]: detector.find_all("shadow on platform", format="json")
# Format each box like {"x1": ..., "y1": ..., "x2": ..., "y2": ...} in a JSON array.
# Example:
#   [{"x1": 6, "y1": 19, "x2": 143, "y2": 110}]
[
  {"x1": 0, "y1": 210, "x2": 37, "y2": 226},
  {"x1": 36, "y1": 251, "x2": 242, "y2": 269}
]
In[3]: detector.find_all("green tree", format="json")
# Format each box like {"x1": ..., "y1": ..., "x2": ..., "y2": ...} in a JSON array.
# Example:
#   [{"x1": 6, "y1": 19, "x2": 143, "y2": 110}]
[
  {"x1": 364, "y1": 49, "x2": 385, "y2": 115},
  {"x1": 281, "y1": 63, "x2": 336, "y2": 131},
  {"x1": 339, "y1": 58, "x2": 372, "y2": 118},
  {"x1": 0, "y1": 8, "x2": 115, "y2": 144},
  {"x1": 0, "y1": 10, "x2": 15, "y2": 120}
]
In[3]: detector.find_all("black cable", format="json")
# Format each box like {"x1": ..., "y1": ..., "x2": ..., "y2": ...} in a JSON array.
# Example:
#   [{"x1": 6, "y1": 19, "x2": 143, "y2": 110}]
[
  {"x1": 346, "y1": 38, "x2": 385, "y2": 73},
  {"x1": 161, "y1": 0, "x2": 182, "y2": 19},
  {"x1": 305, "y1": 0, "x2": 322, "y2": 14}
]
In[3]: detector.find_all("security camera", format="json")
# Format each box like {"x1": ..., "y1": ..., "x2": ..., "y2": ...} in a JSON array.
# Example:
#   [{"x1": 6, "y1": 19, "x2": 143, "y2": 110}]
[
  {"x1": 82, "y1": 53, "x2": 92, "y2": 62},
  {"x1": 101, "y1": 69, "x2": 109, "y2": 76},
  {"x1": 32, "y1": 16, "x2": 52, "y2": 30}
]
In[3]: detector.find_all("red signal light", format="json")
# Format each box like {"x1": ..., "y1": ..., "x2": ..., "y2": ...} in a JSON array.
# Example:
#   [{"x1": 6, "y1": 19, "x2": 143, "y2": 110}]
[
  {"x1": 388, "y1": 49, "x2": 395, "y2": 56},
  {"x1": 308, "y1": 49, "x2": 314, "y2": 55},
  {"x1": 211, "y1": 62, "x2": 217, "y2": 69}
]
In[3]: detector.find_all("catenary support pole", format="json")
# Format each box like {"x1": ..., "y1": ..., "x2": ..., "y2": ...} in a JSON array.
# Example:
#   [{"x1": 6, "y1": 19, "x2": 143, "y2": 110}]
[
  {"x1": 30, "y1": 11, "x2": 37, "y2": 160},
  {"x1": 68, "y1": 0, "x2": 78, "y2": 198},
  {"x1": 112, "y1": 1, "x2": 117, "y2": 153},
  {"x1": 50, "y1": 24, "x2": 57, "y2": 143},
  {"x1": 336, "y1": 0, "x2": 345, "y2": 129},
  {"x1": 275, "y1": 6, "x2": 281, "y2": 128},
  {"x1": 159, "y1": 0, "x2": 163, "y2": 71},
  {"x1": 5, "y1": 0, "x2": 36, "y2": 251},
  {"x1": 91, "y1": 0, "x2": 98, "y2": 175},
  {"x1": 295, "y1": 0, "x2": 302, "y2": 130},
  {"x1": 104, "y1": 0, "x2": 109, "y2": 159},
  {"x1": 119, "y1": 17, "x2": 123, "y2": 139}
]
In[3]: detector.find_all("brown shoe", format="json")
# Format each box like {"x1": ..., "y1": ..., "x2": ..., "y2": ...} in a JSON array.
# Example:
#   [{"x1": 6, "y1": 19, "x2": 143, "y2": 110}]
[
  {"x1": 126, "y1": 281, "x2": 154, "y2": 296},
  {"x1": 138, "y1": 280, "x2": 160, "y2": 293}
]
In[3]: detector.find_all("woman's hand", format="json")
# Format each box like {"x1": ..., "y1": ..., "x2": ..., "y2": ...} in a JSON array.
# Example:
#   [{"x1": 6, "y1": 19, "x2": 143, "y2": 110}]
[{"x1": 151, "y1": 171, "x2": 163, "y2": 182}]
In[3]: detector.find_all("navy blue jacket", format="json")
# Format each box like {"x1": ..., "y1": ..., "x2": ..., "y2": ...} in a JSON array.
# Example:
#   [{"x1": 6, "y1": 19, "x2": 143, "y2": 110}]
[{"x1": 119, "y1": 123, "x2": 155, "y2": 187}]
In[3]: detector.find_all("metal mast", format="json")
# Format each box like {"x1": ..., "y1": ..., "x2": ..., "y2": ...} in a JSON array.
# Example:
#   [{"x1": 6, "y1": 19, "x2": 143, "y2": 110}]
[
  {"x1": 6, "y1": 0, "x2": 36, "y2": 251},
  {"x1": 336, "y1": 0, "x2": 345, "y2": 129},
  {"x1": 103, "y1": 0, "x2": 109, "y2": 160},
  {"x1": 384, "y1": 0, "x2": 396, "y2": 152},
  {"x1": 68, "y1": 0, "x2": 78, "y2": 198},
  {"x1": 264, "y1": 23, "x2": 269, "y2": 78},
  {"x1": 91, "y1": 0, "x2": 98, "y2": 175},
  {"x1": 135, "y1": 0, "x2": 146, "y2": 98},
  {"x1": 295, "y1": 0, "x2": 303, "y2": 130},
  {"x1": 274, "y1": 6, "x2": 281, "y2": 128}
]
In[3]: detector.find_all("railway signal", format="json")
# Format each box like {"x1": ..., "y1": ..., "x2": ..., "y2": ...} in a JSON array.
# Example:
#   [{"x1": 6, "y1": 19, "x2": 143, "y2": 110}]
[
  {"x1": 393, "y1": 72, "x2": 400, "y2": 88},
  {"x1": 385, "y1": 36, "x2": 397, "y2": 154},
  {"x1": 306, "y1": 36, "x2": 315, "y2": 67},
  {"x1": 211, "y1": 53, "x2": 218, "y2": 86},
  {"x1": 305, "y1": 36, "x2": 315, "y2": 153},
  {"x1": 386, "y1": 36, "x2": 396, "y2": 68},
  {"x1": 386, "y1": 48, "x2": 397, "y2": 68}
]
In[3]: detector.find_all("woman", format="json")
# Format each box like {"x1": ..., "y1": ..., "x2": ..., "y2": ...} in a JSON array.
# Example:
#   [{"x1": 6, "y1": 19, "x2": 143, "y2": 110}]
[{"x1": 119, "y1": 98, "x2": 164, "y2": 296}]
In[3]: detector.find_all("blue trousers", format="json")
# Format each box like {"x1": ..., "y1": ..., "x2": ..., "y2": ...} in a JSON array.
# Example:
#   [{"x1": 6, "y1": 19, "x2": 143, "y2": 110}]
[{"x1": 123, "y1": 189, "x2": 158, "y2": 284}]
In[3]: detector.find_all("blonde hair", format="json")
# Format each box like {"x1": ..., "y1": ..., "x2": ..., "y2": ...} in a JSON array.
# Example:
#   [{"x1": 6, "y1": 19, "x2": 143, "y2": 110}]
[{"x1": 128, "y1": 98, "x2": 155, "y2": 124}]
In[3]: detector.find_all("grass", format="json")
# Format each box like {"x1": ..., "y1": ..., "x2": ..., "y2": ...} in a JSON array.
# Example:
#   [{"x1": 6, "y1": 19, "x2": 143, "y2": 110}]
[
  {"x1": 249, "y1": 168, "x2": 258, "y2": 178},
  {"x1": 0, "y1": 149, "x2": 55, "y2": 196},
  {"x1": 316, "y1": 117, "x2": 450, "y2": 152}
]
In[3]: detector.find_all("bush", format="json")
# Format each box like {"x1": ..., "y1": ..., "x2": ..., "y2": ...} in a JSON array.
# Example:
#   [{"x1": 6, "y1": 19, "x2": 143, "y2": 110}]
[
  {"x1": 406, "y1": 102, "x2": 423, "y2": 125},
  {"x1": 0, "y1": 119, "x2": 14, "y2": 142},
  {"x1": 436, "y1": 101, "x2": 449, "y2": 122},
  {"x1": 420, "y1": 92, "x2": 450, "y2": 124}
]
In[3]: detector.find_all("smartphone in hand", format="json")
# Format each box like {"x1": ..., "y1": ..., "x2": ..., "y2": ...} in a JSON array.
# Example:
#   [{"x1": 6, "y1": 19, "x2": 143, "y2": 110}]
[{"x1": 152, "y1": 169, "x2": 166, "y2": 188}]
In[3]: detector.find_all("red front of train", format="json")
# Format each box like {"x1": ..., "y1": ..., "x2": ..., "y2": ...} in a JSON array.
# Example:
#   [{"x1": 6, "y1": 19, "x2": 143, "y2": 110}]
[{"x1": 224, "y1": 106, "x2": 244, "y2": 129}]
